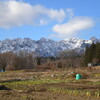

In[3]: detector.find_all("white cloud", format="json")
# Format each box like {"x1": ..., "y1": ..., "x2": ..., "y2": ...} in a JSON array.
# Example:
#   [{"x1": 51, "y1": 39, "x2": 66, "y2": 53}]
[
  {"x1": 0, "y1": 1, "x2": 66, "y2": 28},
  {"x1": 66, "y1": 8, "x2": 74, "y2": 19},
  {"x1": 52, "y1": 17, "x2": 95, "y2": 38}
]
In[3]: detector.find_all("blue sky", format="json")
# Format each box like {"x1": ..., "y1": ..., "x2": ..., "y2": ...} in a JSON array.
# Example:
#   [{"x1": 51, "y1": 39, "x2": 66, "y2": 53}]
[{"x1": 0, "y1": 0, "x2": 100, "y2": 40}]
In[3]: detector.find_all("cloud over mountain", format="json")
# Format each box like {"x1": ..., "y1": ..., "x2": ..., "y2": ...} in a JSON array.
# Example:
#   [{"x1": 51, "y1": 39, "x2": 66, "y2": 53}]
[
  {"x1": 0, "y1": 0, "x2": 95, "y2": 40},
  {"x1": 0, "y1": 1, "x2": 66, "y2": 28},
  {"x1": 52, "y1": 17, "x2": 95, "y2": 38}
]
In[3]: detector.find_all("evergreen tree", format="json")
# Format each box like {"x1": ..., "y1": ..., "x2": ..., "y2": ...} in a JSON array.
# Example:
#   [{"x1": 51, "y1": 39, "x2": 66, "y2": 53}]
[
  {"x1": 83, "y1": 43, "x2": 100, "y2": 66},
  {"x1": 95, "y1": 43, "x2": 100, "y2": 62},
  {"x1": 88, "y1": 43, "x2": 95, "y2": 62},
  {"x1": 83, "y1": 45, "x2": 89, "y2": 66}
]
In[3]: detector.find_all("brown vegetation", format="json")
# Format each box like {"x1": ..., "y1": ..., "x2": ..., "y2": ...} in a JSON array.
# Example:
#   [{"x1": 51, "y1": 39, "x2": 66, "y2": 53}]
[{"x1": 0, "y1": 68, "x2": 100, "y2": 100}]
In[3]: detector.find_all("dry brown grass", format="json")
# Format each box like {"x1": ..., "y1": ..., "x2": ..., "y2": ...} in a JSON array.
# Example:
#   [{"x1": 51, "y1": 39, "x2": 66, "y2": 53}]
[{"x1": 0, "y1": 68, "x2": 100, "y2": 100}]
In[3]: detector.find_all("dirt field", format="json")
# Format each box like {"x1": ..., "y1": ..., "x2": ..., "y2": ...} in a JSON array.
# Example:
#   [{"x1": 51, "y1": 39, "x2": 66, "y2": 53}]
[
  {"x1": 0, "y1": 68, "x2": 100, "y2": 100},
  {"x1": 0, "y1": 91, "x2": 100, "y2": 100}
]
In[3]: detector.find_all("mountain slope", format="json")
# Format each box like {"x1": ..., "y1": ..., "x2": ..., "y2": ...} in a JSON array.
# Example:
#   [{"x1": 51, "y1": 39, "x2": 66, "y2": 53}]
[{"x1": 0, "y1": 37, "x2": 99, "y2": 57}]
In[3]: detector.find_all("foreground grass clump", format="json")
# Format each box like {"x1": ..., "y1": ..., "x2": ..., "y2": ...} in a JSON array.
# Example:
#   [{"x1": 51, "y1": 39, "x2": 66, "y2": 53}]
[
  {"x1": 93, "y1": 73, "x2": 100, "y2": 78},
  {"x1": 0, "y1": 78, "x2": 67, "y2": 90},
  {"x1": 48, "y1": 87, "x2": 100, "y2": 98}
]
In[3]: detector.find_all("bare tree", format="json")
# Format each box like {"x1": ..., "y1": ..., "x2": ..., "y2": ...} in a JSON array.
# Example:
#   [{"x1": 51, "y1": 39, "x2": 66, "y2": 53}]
[
  {"x1": 58, "y1": 49, "x2": 80, "y2": 68},
  {"x1": 0, "y1": 52, "x2": 16, "y2": 71}
]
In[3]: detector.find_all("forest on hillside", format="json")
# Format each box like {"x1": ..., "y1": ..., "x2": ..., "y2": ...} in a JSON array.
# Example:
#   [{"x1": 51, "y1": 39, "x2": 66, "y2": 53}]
[
  {"x1": 83, "y1": 43, "x2": 100, "y2": 66},
  {"x1": 0, "y1": 43, "x2": 100, "y2": 71}
]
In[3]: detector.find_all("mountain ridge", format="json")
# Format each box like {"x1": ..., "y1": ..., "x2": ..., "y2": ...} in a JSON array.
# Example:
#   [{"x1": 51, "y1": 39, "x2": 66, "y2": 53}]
[{"x1": 0, "y1": 37, "x2": 100, "y2": 57}]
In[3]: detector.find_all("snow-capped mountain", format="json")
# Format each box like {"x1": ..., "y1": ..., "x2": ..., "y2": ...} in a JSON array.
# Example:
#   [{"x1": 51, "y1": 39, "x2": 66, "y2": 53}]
[{"x1": 0, "y1": 37, "x2": 99, "y2": 57}]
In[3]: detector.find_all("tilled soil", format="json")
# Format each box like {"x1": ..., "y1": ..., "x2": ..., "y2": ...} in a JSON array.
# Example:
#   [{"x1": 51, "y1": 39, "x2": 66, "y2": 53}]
[
  {"x1": 0, "y1": 91, "x2": 100, "y2": 100},
  {"x1": 0, "y1": 82, "x2": 100, "y2": 100},
  {"x1": 0, "y1": 69, "x2": 100, "y2": 100}
]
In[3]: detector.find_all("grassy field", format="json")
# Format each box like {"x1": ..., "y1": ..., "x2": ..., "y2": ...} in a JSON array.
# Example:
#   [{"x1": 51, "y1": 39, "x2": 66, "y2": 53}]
[{"x1": 0, "y1": 67, "x2": 100, "y2": 100}]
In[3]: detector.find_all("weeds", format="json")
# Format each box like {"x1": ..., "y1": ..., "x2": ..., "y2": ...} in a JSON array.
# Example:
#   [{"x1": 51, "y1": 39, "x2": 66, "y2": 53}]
[
  {"x1": 0, "y1": 69, "x2": 100, "y2": 99},
  {"x1": 48, "y1": 87, "x2": 100, "y2": 98}
]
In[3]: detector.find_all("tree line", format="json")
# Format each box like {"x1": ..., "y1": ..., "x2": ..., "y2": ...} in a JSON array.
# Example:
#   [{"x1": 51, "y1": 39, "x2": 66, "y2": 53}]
[
  {"x1": 83, "y1": 43, "x2": 100, "y2": 66},
  {"x1": 0, "y1": 43, "x2": 99, "y2": 71},
  {"x1": 0, "y1": 50, "x2": 82, "y2": 71},
  {"x1": 0, "y1": 51, "x2": 38, "y2": 71}
]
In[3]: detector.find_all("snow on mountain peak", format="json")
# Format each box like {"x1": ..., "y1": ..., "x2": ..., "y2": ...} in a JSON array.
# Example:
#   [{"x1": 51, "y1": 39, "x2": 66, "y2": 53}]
[{"x1": 0, "y1": 37, "x2": 99, "y2": 57}]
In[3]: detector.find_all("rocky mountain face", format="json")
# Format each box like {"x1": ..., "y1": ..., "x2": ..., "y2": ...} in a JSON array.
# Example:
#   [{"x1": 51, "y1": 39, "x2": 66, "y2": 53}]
[{"x1": 0, "y1": 37, "x2": 99, "y2": 57}]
